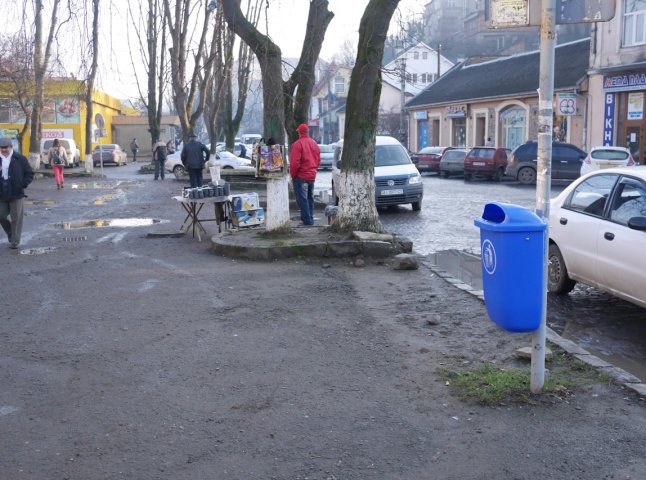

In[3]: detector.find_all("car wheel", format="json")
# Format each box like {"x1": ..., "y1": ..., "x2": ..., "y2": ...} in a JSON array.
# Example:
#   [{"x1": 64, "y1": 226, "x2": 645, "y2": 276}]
[
  {"x1": 442, "y1": 170, "x2": 450, "y2": 178},
  {"x1": 173, "y1": 164, "x2": 186, "y2": 178},
  {"x1": 490, "y1": 167, "x2": 504, "y2": 182},
  {"x1": 411, "y1": 201, "x2": 421, "y2": 211},
  {"x1": 464, "y1": 173, "x2": 472, "y2": 181},
  {"x1": 548, "y1": 243, "x2": 576, "y2": 294},
  {"x1": 517, "y1": 166, "x2": 536, "y2": 185}
]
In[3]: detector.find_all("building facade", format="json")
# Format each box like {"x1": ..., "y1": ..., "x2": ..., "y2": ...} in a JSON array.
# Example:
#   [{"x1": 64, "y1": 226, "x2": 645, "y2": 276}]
[
  {"x1": 0, "y1": 79, "x2": 138, "y2": 159},
  {"x1": 405, "y1": 39, "x2": 590, "y2": 152},
  {"x1": 587, "y1": 0, "x2": 646, "y2": 164}
]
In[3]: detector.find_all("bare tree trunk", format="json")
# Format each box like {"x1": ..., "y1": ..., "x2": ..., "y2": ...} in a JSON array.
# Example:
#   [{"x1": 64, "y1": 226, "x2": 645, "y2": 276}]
[
  {"x1": 163, "y1": 0, "x2": 216, "y2": 141},
  {"x1": 84, "y1": 0, "x2": 100, "y2": 168},
  {"x1": 29, "y1": 0, "x2": 61, "y2": 169},
  {"x1": 332, "y1": 0, "x2": 401, "y2": 233},
  {"x1": 283, "y1": 0, "x2": 333, "y2": 145}
]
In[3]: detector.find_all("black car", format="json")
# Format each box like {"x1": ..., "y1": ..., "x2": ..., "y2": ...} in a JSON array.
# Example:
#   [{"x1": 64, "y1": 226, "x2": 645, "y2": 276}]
[{"x1": 505, "y1": 141, "x2": 587, "y2": 184}]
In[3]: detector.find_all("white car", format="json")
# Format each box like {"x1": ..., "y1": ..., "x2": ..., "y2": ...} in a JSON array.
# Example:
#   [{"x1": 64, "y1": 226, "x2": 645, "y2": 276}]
[
  {"x1": 580, "y1": 146, "x2": 636, "y2": 176},
  {"x1": 40, "y1": 138, "x2": 81, "y2": 168},
  {"x1": 548, "y1": 166, "x2": 646, "y2": 309},
  {"x1": 165, "y1": 150, "x2": 252, "y2": 178},
  {"x1": 331, "y1": 136, "x2": 423, "y2": 211}
]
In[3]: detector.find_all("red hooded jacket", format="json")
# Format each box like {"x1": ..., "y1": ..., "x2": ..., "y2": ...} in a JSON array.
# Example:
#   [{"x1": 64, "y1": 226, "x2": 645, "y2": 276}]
[{"x1": 289, "y1": 132, "x2": 320, "y2": 181}]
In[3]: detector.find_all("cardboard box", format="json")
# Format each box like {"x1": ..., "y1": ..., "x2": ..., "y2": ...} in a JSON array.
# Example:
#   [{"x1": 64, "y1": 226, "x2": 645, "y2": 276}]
[
  {"x1": 231, "y1": 192, "x2": 259, "y2": 212},
  {"x1": 233, "y1": 208, "x2": 265, "y2": 227}
]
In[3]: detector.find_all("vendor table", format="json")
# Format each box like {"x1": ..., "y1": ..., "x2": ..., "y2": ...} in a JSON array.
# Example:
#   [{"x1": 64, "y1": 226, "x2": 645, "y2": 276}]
[{"x1": 173, "y1": 195, "x2": 231, "y2": 242}]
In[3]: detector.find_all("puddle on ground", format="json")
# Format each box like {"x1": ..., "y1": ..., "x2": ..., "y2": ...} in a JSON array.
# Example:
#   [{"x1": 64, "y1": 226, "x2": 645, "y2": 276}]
[
  {"x1": 91, "y1": 194, "x2": 116, "y2": 205},
  {"x1": 20, "y1": 246, "x2": 57, "y2": 255},
  {"x1": 25, "y1": 200, "x2": 56, "y2": 206},
  {"x1": 50, "y1": 218, "x2": 167, "y2": 229},
  {"x1": 428, "y1": 249, "x2": 482, "y2": 290},
  {"x1": 70, "y1": 181, "x2": 139, "y2": 189}
]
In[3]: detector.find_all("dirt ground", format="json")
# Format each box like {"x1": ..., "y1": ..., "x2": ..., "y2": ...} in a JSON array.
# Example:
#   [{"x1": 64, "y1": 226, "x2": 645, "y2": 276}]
[{"x1": 1, "y1": 168, "x2": 646, "y2": 479}]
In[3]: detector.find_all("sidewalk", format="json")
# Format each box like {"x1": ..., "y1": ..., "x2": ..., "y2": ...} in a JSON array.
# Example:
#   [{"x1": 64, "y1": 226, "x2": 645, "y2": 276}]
[{"x1": 2, "y1": 169, "x2": 645, "y2": 479}]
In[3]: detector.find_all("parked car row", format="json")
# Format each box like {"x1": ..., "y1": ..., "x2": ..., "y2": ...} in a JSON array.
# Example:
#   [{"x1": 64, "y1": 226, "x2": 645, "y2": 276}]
[{"x1": 415, "y1": 142, "x2": 638, "y2": 184}]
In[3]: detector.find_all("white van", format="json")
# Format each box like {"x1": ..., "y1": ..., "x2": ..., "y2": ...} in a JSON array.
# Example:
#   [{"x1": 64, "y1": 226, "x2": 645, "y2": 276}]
[
  {"x1": 332, "y1": 136, "x2": 423, "y2": 211},
  {"x1": 240, "y1": 134, "x2": 262, "y2": 155},
  {"x1": 40, "y1": 138, "x2": 80, "y2": 167}
]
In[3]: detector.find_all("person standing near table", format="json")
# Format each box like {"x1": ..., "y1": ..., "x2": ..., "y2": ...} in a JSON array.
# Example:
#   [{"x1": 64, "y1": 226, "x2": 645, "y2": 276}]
[
  {"x1": 0, "y1": 138, "x2": 34, "y2": 249},
  {"x1": 152, "y1": 138, "x2": 167, "y2": 180},
  {"x1": 47, "y1": 138, "x2": 68, "y2": 190},
  {"x1": 289, "y1": 123, "x2": 320, "y2": 226},
  {"x1": 181, "y1": 134, "x2": 210, "y2": 188},
  {"x1": 130, "y1": 138, "x2": 139, "y2": 163}
]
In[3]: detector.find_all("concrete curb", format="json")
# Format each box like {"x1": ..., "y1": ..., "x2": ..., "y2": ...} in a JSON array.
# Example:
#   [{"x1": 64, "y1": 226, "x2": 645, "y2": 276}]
[
  {"x1": 210, "y1": 226, "x2": 413, "y2": 261},
  {"x1": 424, "y1": 259, "x2": 646, "y2": 397}
]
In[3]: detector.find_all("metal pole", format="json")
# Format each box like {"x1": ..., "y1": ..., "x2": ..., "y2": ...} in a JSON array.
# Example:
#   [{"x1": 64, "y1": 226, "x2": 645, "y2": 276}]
[
  {"x1": 400, "y1": 57, "x2": 407, "y2": 145},
  {"x1": 532, "y1": 0, "x2": 556, "y2": 393}
]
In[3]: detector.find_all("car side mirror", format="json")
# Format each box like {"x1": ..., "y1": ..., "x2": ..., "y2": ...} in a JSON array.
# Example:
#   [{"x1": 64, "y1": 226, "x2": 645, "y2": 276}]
[{"x1": 628, "y1": 216, "x2": 646, "y2": 231}]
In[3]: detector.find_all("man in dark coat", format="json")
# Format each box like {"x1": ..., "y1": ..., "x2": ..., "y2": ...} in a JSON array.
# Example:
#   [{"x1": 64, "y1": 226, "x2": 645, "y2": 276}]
[
  {"x1": 0, "y1": 138, "x2": 34, "y2": 249},
  {"x1": 180, "y1": 134, "x2": 210, "y2": 188}
]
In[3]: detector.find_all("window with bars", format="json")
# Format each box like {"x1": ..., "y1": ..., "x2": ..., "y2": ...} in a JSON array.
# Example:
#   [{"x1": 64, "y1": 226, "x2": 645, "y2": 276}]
[{"x1": 624, "y1": 0, "x2": 646, "y2": 46}]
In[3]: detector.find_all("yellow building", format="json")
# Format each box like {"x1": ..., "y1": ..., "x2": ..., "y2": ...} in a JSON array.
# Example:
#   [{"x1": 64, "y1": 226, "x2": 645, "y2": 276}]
[{"x1": 0, "y1": 78, "x2": 140, "y2": 159}]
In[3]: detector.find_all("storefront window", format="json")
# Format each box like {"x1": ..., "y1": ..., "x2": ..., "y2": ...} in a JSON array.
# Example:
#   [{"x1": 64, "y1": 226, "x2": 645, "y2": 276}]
[
  {"x1": 624, "y1": 0, "x2": 646, "y2": 46},
  {"x1": 500, "y1": 107, "x2": 526, "y2": 150}
]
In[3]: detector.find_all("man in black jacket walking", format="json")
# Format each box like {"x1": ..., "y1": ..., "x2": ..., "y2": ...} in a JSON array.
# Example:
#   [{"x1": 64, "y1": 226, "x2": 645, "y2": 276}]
[
  {"x1": 181, "y1": 134, "x2": 210, "y2": 188},
  {"x1": 0, "y1": 138, "x2": 34, "y2": 249}
]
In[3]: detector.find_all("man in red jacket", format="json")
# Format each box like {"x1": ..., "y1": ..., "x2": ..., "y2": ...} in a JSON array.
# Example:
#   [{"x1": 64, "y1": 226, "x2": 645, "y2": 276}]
[{"x1": 289, "y1": 124, "x2": 320, "y2": 226}]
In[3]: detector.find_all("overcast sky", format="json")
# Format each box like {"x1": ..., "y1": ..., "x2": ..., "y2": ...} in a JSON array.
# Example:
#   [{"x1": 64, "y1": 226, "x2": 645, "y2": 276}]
[
  {"x1": 266, "y1": 0, "x2": 424, "y2": 59},
  {"x1": 100, "y1": 0, "x2": 425, "y2": 100}
]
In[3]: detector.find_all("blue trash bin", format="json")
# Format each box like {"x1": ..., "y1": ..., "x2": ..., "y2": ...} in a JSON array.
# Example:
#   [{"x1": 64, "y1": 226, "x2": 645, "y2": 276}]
[{"x1": 473, "y1": 202, "x2": 546, "y2": 333}]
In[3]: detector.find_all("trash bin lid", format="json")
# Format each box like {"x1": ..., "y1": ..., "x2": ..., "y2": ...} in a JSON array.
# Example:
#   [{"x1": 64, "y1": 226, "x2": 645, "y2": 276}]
[{"x1": 474, "y1": 202, "x2": 546, "y2": 232}]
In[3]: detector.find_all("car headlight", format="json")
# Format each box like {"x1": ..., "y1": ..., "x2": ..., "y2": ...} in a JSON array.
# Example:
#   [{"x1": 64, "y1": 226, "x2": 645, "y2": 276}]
[{"x1": 408, "y1": 174, "x2": 422, "y2": 185}]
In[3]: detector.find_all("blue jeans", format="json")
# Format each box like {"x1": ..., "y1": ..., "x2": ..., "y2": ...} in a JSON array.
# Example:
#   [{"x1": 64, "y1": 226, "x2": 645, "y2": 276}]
[
  {"x1": 293, "y1": 178, "x2": 314, "y2": 225},
  {"x1": 154, "y1": 159, "x2": 165, "y2": 180},
  {"x1": 188, "y1": 169, "x2": 203, "y2": 188}
]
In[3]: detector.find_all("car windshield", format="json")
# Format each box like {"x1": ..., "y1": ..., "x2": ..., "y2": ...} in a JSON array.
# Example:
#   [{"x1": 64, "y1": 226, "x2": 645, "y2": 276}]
[
  {"x1": 444, "y1": 151, "x2": 467, "y2": 160},
  {"x1": 375, "y1": 145, "x2": 412, "y2": 167},
  {"x1": 591, "y1": 149, "x2": 630, "y2": 160},
  {"x1": 419, "y1": 147, "x2": 443, "y2": 154},
  {"x1": 45, "y1": 140, "x2": 70, "y2": 149},
  {"x1": 319, "y1": 145, "x2": 334, "y2": 153},
  {"x1": 471, "y1": 148, "x2": 494, "y2": 158}
]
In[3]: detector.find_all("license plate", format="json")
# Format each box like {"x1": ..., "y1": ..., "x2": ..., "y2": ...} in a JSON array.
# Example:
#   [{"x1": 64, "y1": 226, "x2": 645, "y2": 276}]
[
  {"x1": 381, "y1": 189, "x2": 403, "y2": 196},
  {"x1": 473, "y1": 161, "x2": 486, "y2": 166}
]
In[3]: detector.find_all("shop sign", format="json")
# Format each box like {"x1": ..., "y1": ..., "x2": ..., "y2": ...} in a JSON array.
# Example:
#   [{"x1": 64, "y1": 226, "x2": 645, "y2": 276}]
[
  {"x1": 627, "y1": 92, "x2": 644, "y2": 120},
  {"x1": 43, "y1": 129, "x2": 74, "y2": 140},
  {"x1": 556, "y1": 93, "x2": 577, "y2": 115},
  {"x1": 445, "y1": 105, "x2": 467, "y2": 117},
  {"x1": 603, "y1": 72, "x2": 646, "y2": 93},
  {"x1": 414, "y1": 111, "x2": 428, "y2": 120},
  {"x1": 603, "y1": 93, "x2": 615, "y2": 146}
]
